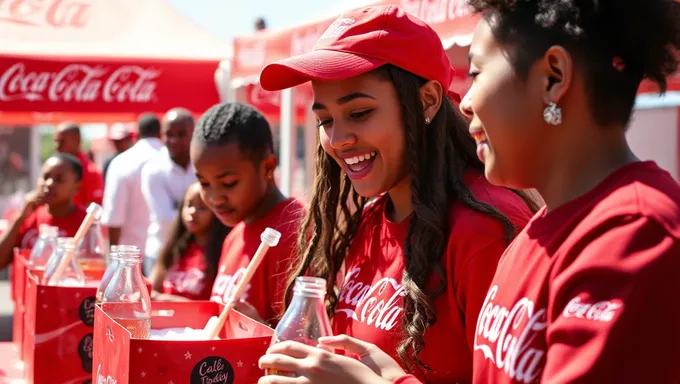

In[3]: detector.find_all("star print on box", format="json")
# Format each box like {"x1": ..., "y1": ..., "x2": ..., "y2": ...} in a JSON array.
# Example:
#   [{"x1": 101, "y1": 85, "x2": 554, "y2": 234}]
[{"x1": 92, "y1": 301, "x2": 273, "y2": 383}]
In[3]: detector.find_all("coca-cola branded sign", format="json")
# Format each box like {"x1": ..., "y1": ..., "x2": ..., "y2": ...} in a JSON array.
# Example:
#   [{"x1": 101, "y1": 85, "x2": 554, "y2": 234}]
[
  {"x1": 400, "y1": 0, "x2": 474, "y2": 26},
  {"x1": 0, "y1": 0, "x2": 92, "y2": 28},
  {"x1": 0, "y1": 62, "x2": 160, "y2": 104},
  {"x1": 0, "y1": 56, "x2": 222, "y2": 114}
]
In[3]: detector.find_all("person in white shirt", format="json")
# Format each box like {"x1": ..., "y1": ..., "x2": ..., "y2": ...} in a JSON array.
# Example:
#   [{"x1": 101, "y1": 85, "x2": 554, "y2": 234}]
[
  {"x1": 141, "y1": 108, "x2": 196, "y2": 274},
  {"x1": 101, "y1": 114, "x2": 163, "y2": 254}
]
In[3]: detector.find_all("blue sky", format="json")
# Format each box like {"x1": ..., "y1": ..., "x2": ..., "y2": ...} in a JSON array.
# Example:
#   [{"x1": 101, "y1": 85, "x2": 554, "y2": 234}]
[{"x1": 166, "y1": 0, "x2": 343, "y2": 40}]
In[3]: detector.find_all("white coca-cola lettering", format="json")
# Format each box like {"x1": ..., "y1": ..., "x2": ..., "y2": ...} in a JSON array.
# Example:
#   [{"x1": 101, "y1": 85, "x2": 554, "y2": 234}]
[
  {"x1": 165, "y1": 267, "x2": 205, "y2": 295},
  {"x1": 335, "y1": 267, "x2": 406, "y2": 331},
  {"x1": 0, "y1": 62, "x2": 160, "y2": 104},
  {"x1": 81, "y1": 334, "x2": 93, "y2": 358},
  {"x1": 0, "y1": 0, "x2": 91, "y2": 28},
  {"x1": 211, "y1": 267, "x2": 252, "y2": 304},
  {"x1": 562, "y1": 296, "x2": 621, "y2": 322},
  {"x1": 199, "y1": 360, "x2": 229, "y2": 384},
  {"x1": 96, "y1": 364, "x2": 117, "y2": 384},
  {"x1": 474, "y1": 285, "x2": 547, "y2": 383},
  {"x1": 102, "y1": 66, "x2": 159, "y2": 103},
  {"x1": 400, "y1": 0, "x2": 473, "y2": 25}
]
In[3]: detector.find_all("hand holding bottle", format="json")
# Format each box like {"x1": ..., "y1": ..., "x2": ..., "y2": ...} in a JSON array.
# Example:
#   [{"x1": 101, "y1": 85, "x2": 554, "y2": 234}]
[{"x1": 258, "y1": 340, "x2": 392, "y2": 384}]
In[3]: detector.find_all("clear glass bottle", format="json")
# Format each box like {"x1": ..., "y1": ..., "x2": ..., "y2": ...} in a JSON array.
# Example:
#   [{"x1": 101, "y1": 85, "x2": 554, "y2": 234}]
[
  {"x1": 43, "y1": 237, "x2": 86, "y2": 287},
  {"x1": 29, "y1": 224, "x2": 59, "y2": 268},
  {"x1": 76, "y1": 212, "x2": 107, "y2": 274},
  {"x1": 101, "y1": 246, "x2": 152, "y2": 339},
  {"x1": 267, "y1": 277, "x2": 332, "y2": 376},
  {"x1": 96, "y1": 245, "x2": 138, "y2": 304}
]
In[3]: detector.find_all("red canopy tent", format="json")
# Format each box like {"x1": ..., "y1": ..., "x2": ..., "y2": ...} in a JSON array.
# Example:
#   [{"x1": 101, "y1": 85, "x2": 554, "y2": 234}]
[{"x1": 0, "y1": 0, "x2": 231, "y2": 124}]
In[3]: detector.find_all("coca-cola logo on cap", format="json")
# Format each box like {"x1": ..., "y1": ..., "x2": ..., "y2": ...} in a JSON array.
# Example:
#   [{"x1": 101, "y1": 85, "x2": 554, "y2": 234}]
[
  {"x1": 190, "y1": 356, "x2": 234, "y2": 384},
  {"x1": 0, "y1": 63, "x2": 161, "y2": 104},
  {"x1": 79, "y1": 296, "x2": 96, "y2": 326},
  {"x1": 0, "y1": 0, "x2": 91, "y2": 28},
  {"x1": 78, "y1": 333, "x2": 94, "y2": 373}
]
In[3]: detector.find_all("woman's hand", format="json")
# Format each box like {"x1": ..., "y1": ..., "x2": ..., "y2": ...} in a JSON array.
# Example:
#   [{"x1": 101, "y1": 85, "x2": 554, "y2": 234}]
[
  {"x1": 258, "y1": 340, "x2": 395, "y2": 384},
  {"x1": 318, "y1": 335, "x2": 406, "y2": 382}
]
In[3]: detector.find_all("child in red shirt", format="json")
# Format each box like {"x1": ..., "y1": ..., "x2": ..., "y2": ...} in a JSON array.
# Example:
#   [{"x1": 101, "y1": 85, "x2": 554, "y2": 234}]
[
  {"x1": 150, "y1": 182, "x2": 231, "y2": 301},
  {"x1": 255, "y1": 6, "x2": 537, "y2": 383},
  {"x1": 190, "y1": 102, "x2": 306, "y2": 325},
  {"x1": 0, "y1": 154, "x2": 87, "y2": 269},
  {"x1": 457, "y1": 1, "x2": 680, "y2": 383}
]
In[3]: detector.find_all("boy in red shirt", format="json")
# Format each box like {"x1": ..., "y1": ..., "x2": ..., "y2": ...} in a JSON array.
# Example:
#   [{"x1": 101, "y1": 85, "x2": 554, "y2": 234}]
[
  {"x1": 190, "y1": 102, "x2": 305, "y2": 324},
  {"x1": 0, "y1": 154, "x2": 87, "y2": 269},
  {"x1": 456, "y1": 0, "x2": 680, "y2": 383}
]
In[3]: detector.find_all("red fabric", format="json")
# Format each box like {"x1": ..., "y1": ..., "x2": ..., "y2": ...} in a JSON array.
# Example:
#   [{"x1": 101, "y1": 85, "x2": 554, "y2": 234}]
[
  {"x1": 16, "y1": 205, "x2": 87, "y2": 249},
  {"x1": 472, "y1": 161, "x2": 680, "y2": 384},
  {"x1": 162, "y1": 242, "x2": 213, "y2": 301},
  {"x1": 332, "y1": 172, "x2": 533, "y2": 383},
  {"x1": 0, "y1": 55, "x2": 221, "y2": 115},
  {"x1": 74, "y1": 152, "x2": 104, "y2": 207},
  {"x1": 211, "y1": 198, "x2": 306, "y2": 323},
  {"x1": 259, "y1": 5, "x2": 459, "y2": 103},
  {"x1": 393, "y1": 375, "x2": 422, "y2": 384}
]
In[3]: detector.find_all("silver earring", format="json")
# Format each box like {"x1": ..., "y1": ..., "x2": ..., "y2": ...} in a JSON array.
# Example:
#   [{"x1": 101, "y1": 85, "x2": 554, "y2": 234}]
[
  {"x1": 424, "y1": 117, "x2": 431, "y2": 125},
  {"x1": 543, "y1": 102, "x2": 562, "y2": 126}
]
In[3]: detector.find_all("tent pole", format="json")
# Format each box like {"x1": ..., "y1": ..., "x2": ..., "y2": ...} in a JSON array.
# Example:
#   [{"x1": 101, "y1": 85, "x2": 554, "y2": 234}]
[{"x1": 279, "y1": 87, "x2": 295, "y2": 197}]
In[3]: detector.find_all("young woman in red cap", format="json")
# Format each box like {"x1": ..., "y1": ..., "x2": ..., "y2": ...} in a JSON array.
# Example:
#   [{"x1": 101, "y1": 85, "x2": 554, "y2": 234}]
[
  {"x1": 256, "y1": 5, "x2": 537, "y2": 384},
  {"x1": 459, "y1": 0, "x2": 680, "y2": 383}
]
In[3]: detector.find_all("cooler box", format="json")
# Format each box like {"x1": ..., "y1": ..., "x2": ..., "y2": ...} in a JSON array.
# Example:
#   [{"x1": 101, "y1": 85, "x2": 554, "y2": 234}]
[
  {"x1": 11, "y1": 249, "x2": 31, "y2": 352},
  {"x1": 93, "y1": 301, "x2": 274, "y2": 384},
  {"x1": 22, "y1": 270, "x2": 101, "y2": 383}
]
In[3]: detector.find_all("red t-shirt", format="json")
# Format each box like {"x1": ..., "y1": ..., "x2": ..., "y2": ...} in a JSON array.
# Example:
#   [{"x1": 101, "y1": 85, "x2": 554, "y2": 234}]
[
  {"x1": 162, "y1": 242, "x2": 214, "y2": 300},
  {"x1": 16, "y1": 205, "x2": 87, "y2": 249},
  {"x1": 211, "y1": 198, "x2": 305, "y2": 323},
  {"x1": 333, "y1": 172, "x2": 533, "y2": 383},
  {"x1": 74, "y1": 152, "x2": 104, "y2": 207},
  {"x1": 472, "y1": 161, "x2": 680, "y2": 384}
]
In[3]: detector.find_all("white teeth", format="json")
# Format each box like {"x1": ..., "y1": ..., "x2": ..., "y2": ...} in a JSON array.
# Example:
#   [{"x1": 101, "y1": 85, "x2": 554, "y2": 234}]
[{"x1": 344, "y1": 151, "x2": 376, "y2": 165}]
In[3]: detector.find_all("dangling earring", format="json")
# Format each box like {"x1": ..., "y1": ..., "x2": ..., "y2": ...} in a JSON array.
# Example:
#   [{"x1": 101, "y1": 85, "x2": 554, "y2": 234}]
[
  {"x1": 543, "y1": 102, "x2": 562, "y2": 126},
  {"x1": 424, "y1": 117, "x2": 431, "y2": 125}
]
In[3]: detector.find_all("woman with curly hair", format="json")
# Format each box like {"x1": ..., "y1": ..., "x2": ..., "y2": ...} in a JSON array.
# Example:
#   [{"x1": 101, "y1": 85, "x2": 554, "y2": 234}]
[
  {"x1": 459, "y1": 0, "x2": 680, "y2": 383},
  {"x1": 256, "y1": 5, "x2": 538, "y2": 384}
]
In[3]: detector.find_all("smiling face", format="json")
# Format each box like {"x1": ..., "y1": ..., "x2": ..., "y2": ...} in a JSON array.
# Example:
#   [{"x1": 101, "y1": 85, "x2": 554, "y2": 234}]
[
  {"x1": 312, "y1": 71, "x2": 408, "y2": 197},
  {"x1": 460, "y1": 18, "x2": 553, "y2": 189},
  {"x1": 190, "y1": 141, "x2": 272, "y2": 227}
]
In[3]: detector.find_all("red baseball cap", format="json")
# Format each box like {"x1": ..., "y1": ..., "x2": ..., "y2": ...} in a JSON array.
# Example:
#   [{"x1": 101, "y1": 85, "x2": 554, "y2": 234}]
[
  {"x1": 259, "y1": 5, "x2": 460, "y2": 102},
  {"x1": 109, "y1": 122, "x2": 133, "y2": 141}
]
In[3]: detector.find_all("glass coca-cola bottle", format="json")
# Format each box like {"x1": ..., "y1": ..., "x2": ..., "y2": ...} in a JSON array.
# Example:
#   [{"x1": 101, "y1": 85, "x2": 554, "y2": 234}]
[
  {"x1": 267, "y1": 277, "x2": 333, "y2": 376},
  {"x1": 101, "y1": 246, "x2": 151, "y2": 339},
  {"x1": 43, "y1": 237, "x2": 86, "y2": 287},
  {"x1": 76, "y1": 207, "x2": 107, "y2": 275},
  {"x1": 96, "y1": 245, "x2": 139, "y2": 305},
  {"x1": 29, "y1": 224, "x2": 59, "y2": 268}
]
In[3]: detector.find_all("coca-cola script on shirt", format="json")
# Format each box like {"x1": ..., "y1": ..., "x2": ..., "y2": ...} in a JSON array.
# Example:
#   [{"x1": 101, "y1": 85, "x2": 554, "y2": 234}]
[
  {"x1": 0, "y1": 62, "x2": 160, "y2": 104},
  {"x1": 335, "y1": 267, "x2": 407, "y2": 331},
  {"x1": 210, "y1": 267, "x2": 252, "y2": 304}
]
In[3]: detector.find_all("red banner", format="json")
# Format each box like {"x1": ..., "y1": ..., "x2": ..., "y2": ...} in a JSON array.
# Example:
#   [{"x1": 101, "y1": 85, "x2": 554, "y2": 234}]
[
  {"x1": 0, "y1": 55, "x2": 221, "y2": 115},
  {"x1": 246, "y1": 83, "x2": 313, "y2": 123}
]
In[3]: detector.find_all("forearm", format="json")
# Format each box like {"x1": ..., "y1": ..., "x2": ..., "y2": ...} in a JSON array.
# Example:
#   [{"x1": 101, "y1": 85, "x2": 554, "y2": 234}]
[{"x1": 0, "y1": 212, "x2": 27, "y2": 269}]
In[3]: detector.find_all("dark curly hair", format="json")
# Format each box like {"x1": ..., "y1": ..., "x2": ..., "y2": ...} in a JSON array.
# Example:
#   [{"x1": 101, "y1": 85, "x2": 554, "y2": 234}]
[
  {"x1": 284, "y1": 64, "x2": 540, "y2": 373},
  {"x1": 468, "y1": 0, "x2": 680, "y2": 127},
  {"x1": 193, "y1": 102, "x2": 274, "y2": 164}
]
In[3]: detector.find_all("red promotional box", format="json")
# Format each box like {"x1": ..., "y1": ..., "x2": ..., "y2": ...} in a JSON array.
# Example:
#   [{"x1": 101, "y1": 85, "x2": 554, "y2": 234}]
[
  {"x1": 11, "y1": 249, "x2": 31, "y2": 351},
  {"x1": 22, "y1": 269, "x2": 105, "y2": 384},
  {"x1": 93, "y1": 301, "x2": 274, "y2": 384}
]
